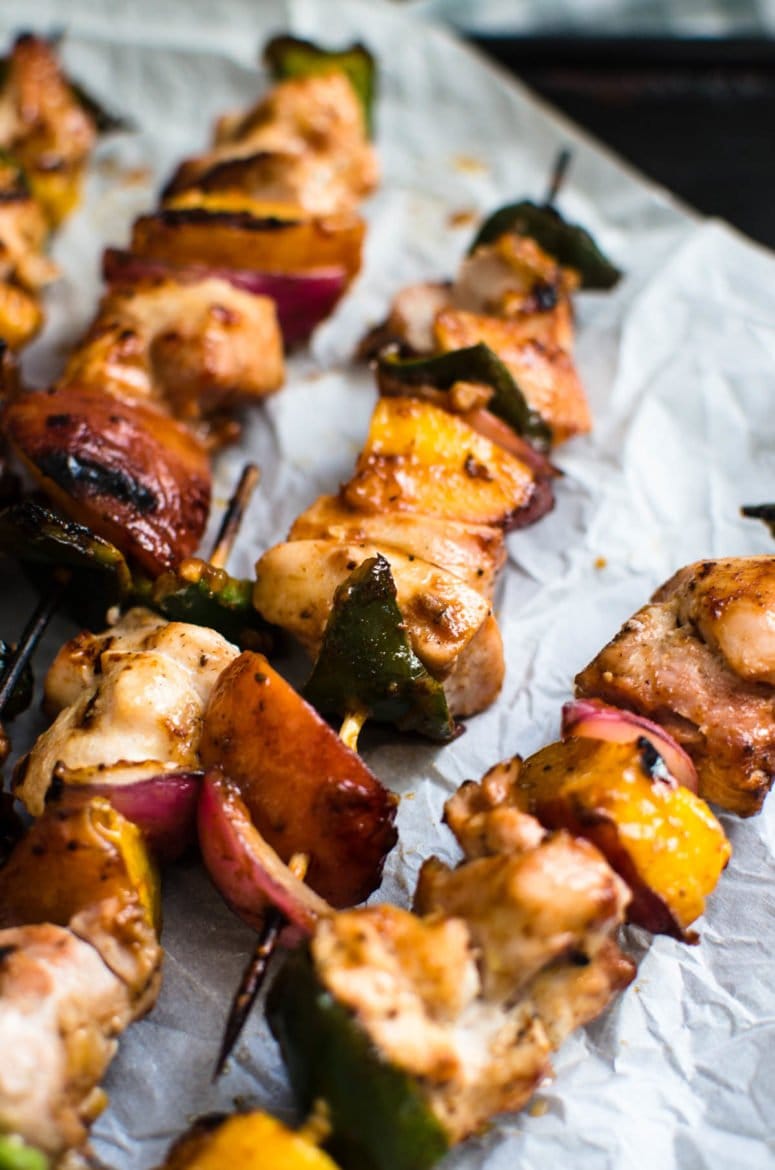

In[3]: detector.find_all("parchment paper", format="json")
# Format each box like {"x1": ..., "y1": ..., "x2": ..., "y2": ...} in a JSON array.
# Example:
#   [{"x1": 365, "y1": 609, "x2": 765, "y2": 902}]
[{"x1": 0, "y1": 2, "x2": 773, "y2": 1167}]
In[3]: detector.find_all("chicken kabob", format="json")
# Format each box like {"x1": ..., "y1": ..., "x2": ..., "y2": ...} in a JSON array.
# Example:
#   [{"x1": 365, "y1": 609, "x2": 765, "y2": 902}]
[
  {"x1": 253, "y1": 153, "x2": 621, "y2": 743},
  {"x1": 0, "y1": 32, "x2": 379, "y2": 557},
  {"x1": 0, "y1": 33, "x2": 381, "y2": 748},
  {"x1": 0, "y1": 32, "x2": 109, "y2": 351},
  {"x1": 257, "y1": 570, "x2": 735, "y2": 1170},
  {"x1": 201, "y1": 157, "x2": 625, "y2": 1060},
  {"x1": 0, "y1": 464, "x2": 398, "y2": 1166}
]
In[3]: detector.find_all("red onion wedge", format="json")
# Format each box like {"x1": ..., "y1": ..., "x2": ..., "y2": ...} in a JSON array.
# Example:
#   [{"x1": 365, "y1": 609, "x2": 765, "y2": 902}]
[
  {"x1": 562, "y1": 698, "x2": 698, "y2": 793},
  {"x1": 69, "y1": 771, "x2": 202, "y2": 863},
  {"x1": 103, "y1": 248, "x2": 348, "y2": 346},
  {"x1": 198, "y1": 769, "x2": 330, "y2": 937}
]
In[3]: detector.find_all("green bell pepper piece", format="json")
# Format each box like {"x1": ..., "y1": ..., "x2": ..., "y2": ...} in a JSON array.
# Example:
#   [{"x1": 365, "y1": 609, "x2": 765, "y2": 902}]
[
  {"x1": 0, "y1": 500, "x2": 133, "y2": 624},
  {"x1": 469, "y1": 199, "x2": 621, "y2": 290},
  {"x1": 378, "y1": 342, "x2": 552, "y2": 453},
  {"x1": 741, "y1": 503, "x2": 775, "y2": 539},
  {"x1": 264, "y1": 35, "x2": 376, "y2": 136},
  {"x1": 268, "y1": 946, "x2": 450, "y2": 1170},
  {"x1": 0, "y1": 1136, "x2": 49, "y2": 1170},
  {"x1": 303, "y1": 555, "x2": 458, "y2": 743},
  {"x1": 131, "y1": 559, "x2": 272, "y2": 651}
]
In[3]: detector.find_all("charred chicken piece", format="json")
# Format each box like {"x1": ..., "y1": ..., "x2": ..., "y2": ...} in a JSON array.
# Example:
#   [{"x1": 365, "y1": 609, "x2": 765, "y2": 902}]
[
  {"x1": 14, "y1": 606, "x2": 238, "y2": 816},
  {"x1": 576, "y1": 556, "x2": 775, "y2": 816},
  {"x1": 3, "y1": 382, "x2": 212, "y2": 575},
  {"x1": 58, "y1": 275, "x2": 284, "y2": 433}
]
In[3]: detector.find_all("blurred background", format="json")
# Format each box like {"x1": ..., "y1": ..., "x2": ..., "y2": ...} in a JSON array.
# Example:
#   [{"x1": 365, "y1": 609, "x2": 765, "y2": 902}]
[{"x1": 406, "y1": 0, "x2": 775, "y2": 247}]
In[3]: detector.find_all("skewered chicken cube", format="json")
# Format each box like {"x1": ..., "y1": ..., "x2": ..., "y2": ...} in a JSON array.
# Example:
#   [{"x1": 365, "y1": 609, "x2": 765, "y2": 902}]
[
  {"x1": 14, "y1": 607, "x2": 239, "y2": 816},
  {"x1": 59, "y1": 276, "x2": 285, "y2": 431},
  {"x1": 576, "y1": 556, "x2": 775, "y2": 815},
  {"x1": 166, "y1": 72, "x2": 378, "y2": 216}
]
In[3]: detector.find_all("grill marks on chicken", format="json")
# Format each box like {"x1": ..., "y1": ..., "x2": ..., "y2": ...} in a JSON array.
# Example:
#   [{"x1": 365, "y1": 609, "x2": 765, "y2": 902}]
[
  {"x1": 576, "y1": 557, "x2": 775, "y2": 815},
  {"x1": 14, "y1": 607, "x2": 239, "y2": 816}
]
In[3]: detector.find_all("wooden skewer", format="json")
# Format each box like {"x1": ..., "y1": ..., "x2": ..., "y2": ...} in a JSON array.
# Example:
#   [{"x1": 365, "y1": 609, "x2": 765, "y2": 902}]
[
  {"x1": 545, "y1": 146, "x2": 572, "y2": 207},
  {"x1": 209, "y1": 464, "x2": 260, "y2": 570},
  {"x1": 214, "y1": 852, "x2": 309, "y2": 1080}
]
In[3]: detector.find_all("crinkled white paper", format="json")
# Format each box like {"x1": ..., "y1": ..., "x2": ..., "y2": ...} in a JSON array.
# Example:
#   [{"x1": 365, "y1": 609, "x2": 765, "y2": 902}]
[{"x1": 1, "y1": 1, "x2": 774, "y2": 1167}]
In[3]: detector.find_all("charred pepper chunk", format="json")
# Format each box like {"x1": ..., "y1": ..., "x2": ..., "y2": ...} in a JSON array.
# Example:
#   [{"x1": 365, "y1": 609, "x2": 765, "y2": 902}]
[
  {"x1": 469, "y1": 200, "x2": 621, "y2": 290},
  {"x1": 377, "y1": 342, "x2": 552, "y2": 453},
  {"x1": 268, "y1": 946, "x2": 450, "y2": 1170},
  {"x1": 264, "y1": 35, "x2": 376, "y2": 136},
  {"x1": 303, "y1": 555, "x2": 458, "y2": 742}
]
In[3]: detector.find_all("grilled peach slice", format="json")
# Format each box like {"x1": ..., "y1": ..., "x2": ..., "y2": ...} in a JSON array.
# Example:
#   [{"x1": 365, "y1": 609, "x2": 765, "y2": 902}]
[
  {"x1": 200, "y1": 652, "x2": 397, "y2": 907},
  {"x1": 516, "y1": 735, "x2": 730, "y2": 940},
  {"x1": 342, "y1": 397, "x2": 549, "y2": 530},
  {"x1": 3, "y1": 383, "x2": 211, "y2": 575}
]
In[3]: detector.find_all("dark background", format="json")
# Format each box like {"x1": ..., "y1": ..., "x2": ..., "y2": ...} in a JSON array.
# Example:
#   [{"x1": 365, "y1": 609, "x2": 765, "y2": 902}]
[{"x1": 472, "y1": 37, "x2": 774, "y2": 248}]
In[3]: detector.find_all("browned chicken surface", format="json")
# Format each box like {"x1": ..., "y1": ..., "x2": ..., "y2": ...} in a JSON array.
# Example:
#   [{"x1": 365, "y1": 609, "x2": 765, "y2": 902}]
[
  {"x1": 59, "y1": 276, "x2": 285, "y2": 427},
  {"x1": 312, "y1": 776, "x2": 632, "y2": 1144},
  {"x1": 166, "y1": 72, "x2": 378, "y2": 216},
  {"x1": 576, "y1": 556, "x2": 775, "y2": 815}
]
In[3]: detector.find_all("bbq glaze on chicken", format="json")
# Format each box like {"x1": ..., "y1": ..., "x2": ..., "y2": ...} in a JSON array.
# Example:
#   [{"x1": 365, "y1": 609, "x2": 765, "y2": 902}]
[
  {"x1": 576, "y1": 557, "x2": 775, "y2": 815},
  {"x1": 14, "y1": 607, "x2": 239, "y2": 816}
]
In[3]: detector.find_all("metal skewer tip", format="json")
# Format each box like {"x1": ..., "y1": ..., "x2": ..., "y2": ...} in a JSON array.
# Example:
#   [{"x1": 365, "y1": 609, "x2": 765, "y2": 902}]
[
  {"x1": 209, "y1": 463, "x2": 261, "y2": 570},
  {"x1": 213, "y1": 852, "x2": 308, "y2": 1079},
  {"x1": 545, "y1": 147, "x2": 572, "y2": 207}
]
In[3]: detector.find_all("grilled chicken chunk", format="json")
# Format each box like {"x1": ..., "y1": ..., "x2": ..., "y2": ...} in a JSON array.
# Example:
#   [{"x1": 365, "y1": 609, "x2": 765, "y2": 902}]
[
  {"x1": 0, "y1": 34, "x2": 97, "y2": 226},
  {"x1": 576, "y1": 557, "x2": 775, "y2": 815},
  {"x1": 360, "y1": 230, "x2": 589, "y2": 444},
  {"x1": 433, "y1": 309, "x2": 590, "y2": 443},
  {"x1": 165, "y1": 72, "x2": 378, "y2": 215},
  {"x1": 311, "y1": 793, "x2": 632, "y2": 1145},
  {"x1": 15, "y1": 607, "x2": 239, "y2": 816},
  {"x1": 59, "y1": 276, "x2": 284, "y2": 427},
  {"x1": 0, "y1": 924, "x2": 136, "y2": 1155},
  {"x1": 254, "y1": 538, "x2": 492, "y2": 679}
]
